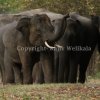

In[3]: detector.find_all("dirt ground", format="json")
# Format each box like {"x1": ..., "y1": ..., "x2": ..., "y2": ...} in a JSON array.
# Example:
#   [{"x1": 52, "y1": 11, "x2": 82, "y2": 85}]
[{"x1": 0, "y1": 78, "x2": 99, "y2": 100}]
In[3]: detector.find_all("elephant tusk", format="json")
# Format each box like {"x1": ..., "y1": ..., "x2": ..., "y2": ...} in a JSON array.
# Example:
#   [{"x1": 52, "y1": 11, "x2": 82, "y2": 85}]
[
  {"x1": 45, "y1": 41, "x2": 55, "y2": 49},
  {"x1": 55, "y1": 44, "x2": 64, "y2": 49}
]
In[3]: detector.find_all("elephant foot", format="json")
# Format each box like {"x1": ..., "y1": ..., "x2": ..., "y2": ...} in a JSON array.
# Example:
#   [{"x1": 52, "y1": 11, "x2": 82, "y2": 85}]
[
  {"x1": 58, "y1": 80, "x2": 64, "y2": 83},
  {"x1": 58, "y1": 77, "x2": 64, "y2": 83},
  {"x1": 44, "y1": 73, "x2": 53, "y2": 83},
  {"x1": 4, "y1": 78, "x2": 15, "y2": 84},
  {"x1": 15, "y1": 79, "x2": 23, "y2": 84},
  {"x1": 44, "y1": 78, "x2": 53, "y2": 83},
  {"x1": 78, "y1": 78, "x2": 85, "y2": 83},
  {"x1": 78, "y1": 74, "x2": 86, "y2": 83},
  {"x1": 23, "y1": 78, "x2": 33, "y2": 84},
  {"x1": 14, "y1": 73, "x2": 23, "y2": 84},
  {"x1": 53, "y1": 78, "x2": 58, "y2": 83},
  {"x1": 68, "y1": 78, "x2": 77, "y2": 83}
]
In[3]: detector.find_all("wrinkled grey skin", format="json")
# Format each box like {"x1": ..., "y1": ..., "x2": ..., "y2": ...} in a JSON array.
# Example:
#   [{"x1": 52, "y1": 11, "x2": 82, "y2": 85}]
[{"x1": 0, "y1": 14, "x2": 59, "y2": 84}]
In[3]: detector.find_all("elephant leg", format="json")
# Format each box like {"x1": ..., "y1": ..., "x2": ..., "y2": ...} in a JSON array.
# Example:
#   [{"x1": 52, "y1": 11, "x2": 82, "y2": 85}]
[
  {"x1": 53, "y1": 52, "x2": 59, "y2": 83},
  {"x1": 36, "y1": 63, "x2": 44, "y2": 84},
  {"x1": 0, "y1": 64, "x2": 5, "y2": 84},
  {"x1": 0, "y1": 65, "x2": 3, "y2": 83},
  {"x1": 42, "y1": 59, "x2": 53, "y2": 83},
  {"x1": 58, "y1": 51, "x2": 66, "y2": 83},
  {"x1": 41, "y1": 52, "x2": 53, "y2": 83},
  {"x1": 78, "y1": 53, "x2": 92, "y2": 83},
  {"x1": 78, "y1": 64, "x2": 88, "y2": 83},
  {"x1": 13, "y1": 63, "x2": 23, "y2": 84},
  {"x1": 64, "y1": 56, "x2": 69, "y2": 83},
  {"x1": 4, "y1": 50, "x2": 14, "y2": 83},
  {"x1": 22, "y1": 64, "x2": 33, "y2": 84},
  {"x1": 0, "y1": 66, "x2": 2, "y2": 82},
  {"x1": 33, "y1": 62, "x2": 44, "y2": 84},
  {"x1": 0, "y1": 60, "x2": 5, "y2": 83},
  {"x1": 18, "y1": 51, "x2": 34, "y2": 84},
  {"x1": 32, "y1": 63, "x2": 37, "y2": 83},
  {"x1": 68, "y1": 55, "x2": 78, "y2": 83}
]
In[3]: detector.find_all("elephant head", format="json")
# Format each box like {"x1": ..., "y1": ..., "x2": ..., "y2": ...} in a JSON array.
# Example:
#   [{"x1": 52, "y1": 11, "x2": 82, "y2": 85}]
[
  {"x1": 61, "y1": 16, "x2": 82, "y2": 46},
  {"x1": 51, "y1": 14, "x2": 82, "y2": 45},
  {"x1": 16, "y1": 14, "x2": 65, "y2": 49}
]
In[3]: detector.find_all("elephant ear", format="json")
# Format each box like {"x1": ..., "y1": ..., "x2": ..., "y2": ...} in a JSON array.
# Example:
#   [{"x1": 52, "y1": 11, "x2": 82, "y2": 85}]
[
  {"x1": 91, "y1": 15, "x2": 99, "y2": 28},
  {"x1": 75, "y1": 19, "x2": 82, "y2": 31},
  {"x1": 76, "y1": 20, "x2": 81, "y2": 26},
  {"x1": 16, "y1": 17, "x2": 30, "y2": 33}
]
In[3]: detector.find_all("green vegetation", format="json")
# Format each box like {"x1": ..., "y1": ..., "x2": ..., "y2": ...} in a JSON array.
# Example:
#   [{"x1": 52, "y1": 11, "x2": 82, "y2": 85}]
[
  {"x1": 0, "y1": 0, "x2": 100, "y2": 15},
  {"x1": 94, "y1": 72, "x2": 100, "y2": 79},
  {"x1": 0, "y1": 0, "x2": 31, "y2": 13},
  {"x1": 0, "y1": 78, "x2": 100, "y2": 100}
]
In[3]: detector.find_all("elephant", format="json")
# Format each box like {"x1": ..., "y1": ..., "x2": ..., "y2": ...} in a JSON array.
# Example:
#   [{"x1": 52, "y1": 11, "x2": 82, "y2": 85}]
[
  {"x1": 0, "y1": 13, "x2": 65, "y2": 84},
  {"x1": 0, "y1": 15, "x2": 41, "y2": 84},
  {"x1": 32, "y1": 61, "x2": 44, "y2": 84},
  {"x1": 0, "y1": 9, "x2": 63, "y2": 83},
  {"x1": 52, "y1": 12, "x2": 100, "y2": 83}
]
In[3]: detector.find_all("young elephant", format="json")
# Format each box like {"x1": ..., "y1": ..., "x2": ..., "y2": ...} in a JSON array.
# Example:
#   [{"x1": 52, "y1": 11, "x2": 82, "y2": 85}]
[
  {"x1": 0, "y1": 14, "x2": 61, "y2": 84},
  {"x1": 32, "y1": 61, "x2": 44, "y2": 84}
]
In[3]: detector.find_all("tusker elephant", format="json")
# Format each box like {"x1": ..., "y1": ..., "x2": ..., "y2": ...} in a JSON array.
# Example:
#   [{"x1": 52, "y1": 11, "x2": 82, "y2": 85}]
[
  {"x1": 52, "y1": 13, "x2": 100, "y2": 83},
  {"x1": 0, "y1": 14, "x2": 65, "y2": 84}
]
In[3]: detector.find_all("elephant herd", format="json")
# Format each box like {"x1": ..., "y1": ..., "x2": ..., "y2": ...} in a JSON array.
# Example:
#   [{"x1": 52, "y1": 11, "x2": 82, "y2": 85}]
[{"x1": 0, "y1": 9, "x2": 99, "y2": 84}]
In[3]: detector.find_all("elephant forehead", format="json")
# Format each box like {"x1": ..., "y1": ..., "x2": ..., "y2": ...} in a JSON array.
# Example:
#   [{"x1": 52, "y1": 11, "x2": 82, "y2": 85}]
[
  {"x1": 30, "y1": 17, "x2": 40, "y2": 25},
  {"x1": 31, "y1": 14, "x2": 50, "y2": 23}
]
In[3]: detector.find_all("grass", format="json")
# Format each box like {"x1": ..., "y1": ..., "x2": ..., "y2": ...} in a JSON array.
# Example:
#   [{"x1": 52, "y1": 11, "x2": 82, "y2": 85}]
[
  {"x1": 0, "y1": 0, "x2": 100, "y2": 15},
  {"x1": 94, "y1": 72, "x2": 100, "y2": 79},
  {"x1": 0, "y1": 78, "x2": 99, "y2": 100}
]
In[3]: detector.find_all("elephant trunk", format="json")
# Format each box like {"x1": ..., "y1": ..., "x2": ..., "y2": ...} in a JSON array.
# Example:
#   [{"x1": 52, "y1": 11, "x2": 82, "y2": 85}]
[{"x1": 47, "y1": 15, "x2": 68, "y2": 43}]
